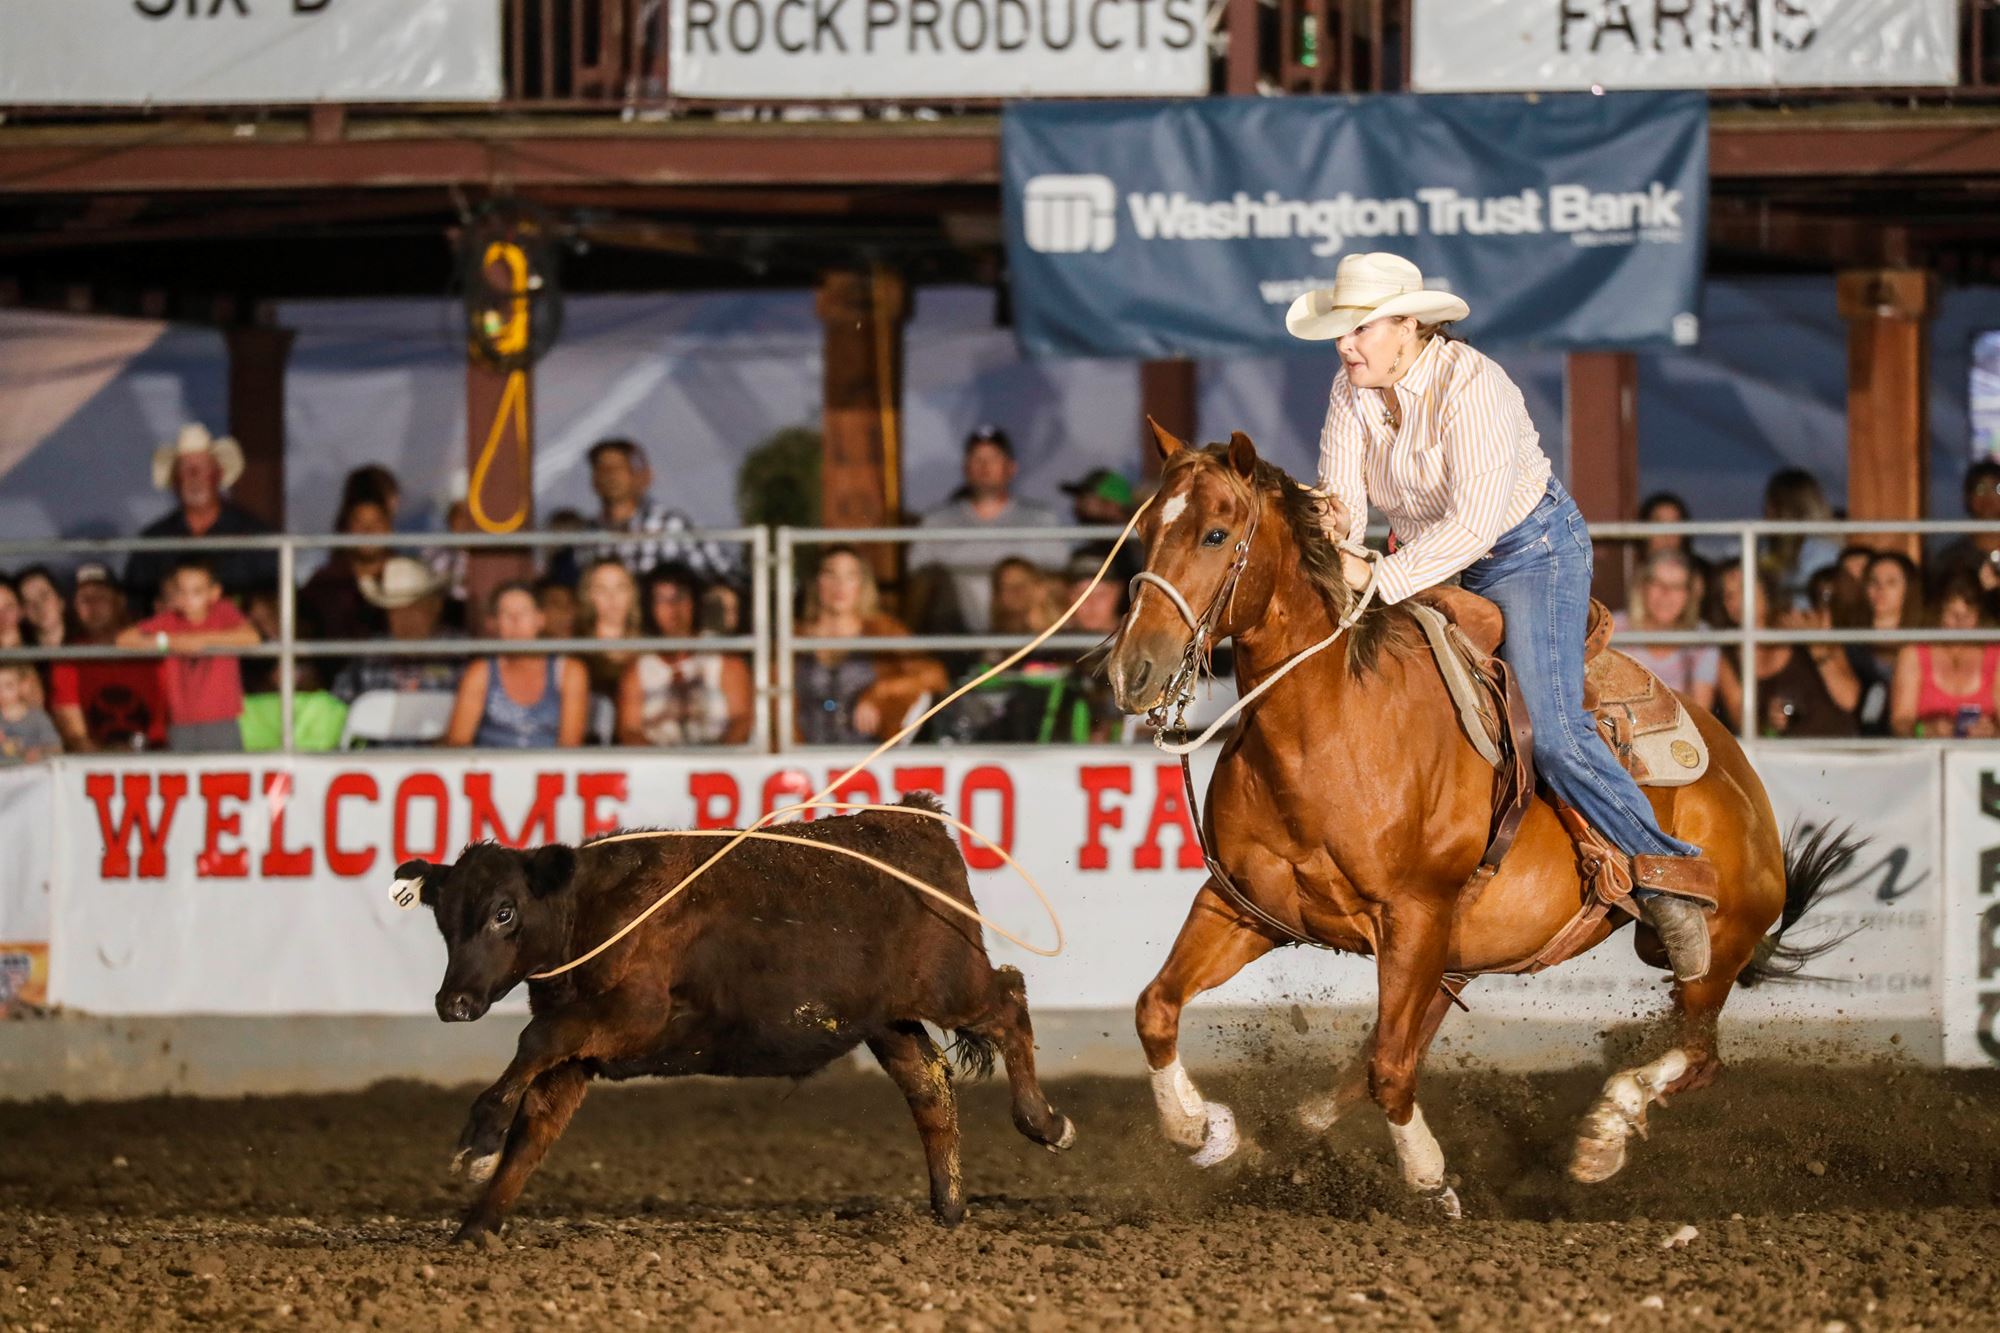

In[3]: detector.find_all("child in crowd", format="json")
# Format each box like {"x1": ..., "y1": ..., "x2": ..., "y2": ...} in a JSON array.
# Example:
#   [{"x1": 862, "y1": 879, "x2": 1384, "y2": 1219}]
[
  {"x1": 117, "y1": 559, "x2": 261, "y2": 752},
  {"x1": 0, "y1": 664, "x2": 60, "y2": 764}
]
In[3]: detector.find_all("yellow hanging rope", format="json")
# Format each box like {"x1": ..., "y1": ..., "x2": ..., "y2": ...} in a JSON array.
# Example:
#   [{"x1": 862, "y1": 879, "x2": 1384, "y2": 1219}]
[{"x1": 523, "y1": 497, "x2": 1154, "y2": 980}]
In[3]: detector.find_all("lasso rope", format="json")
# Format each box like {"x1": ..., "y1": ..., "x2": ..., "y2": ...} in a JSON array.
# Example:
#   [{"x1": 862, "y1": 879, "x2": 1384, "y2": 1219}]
[{"x1": 518, "y1": 498, "x2": 1159, "y2": 980}]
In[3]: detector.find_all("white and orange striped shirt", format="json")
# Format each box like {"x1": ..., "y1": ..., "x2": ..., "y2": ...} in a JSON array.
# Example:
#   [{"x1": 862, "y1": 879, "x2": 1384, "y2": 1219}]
[{"x1": 1316, "y1": 336, "x2": 1552, "y2": 606}]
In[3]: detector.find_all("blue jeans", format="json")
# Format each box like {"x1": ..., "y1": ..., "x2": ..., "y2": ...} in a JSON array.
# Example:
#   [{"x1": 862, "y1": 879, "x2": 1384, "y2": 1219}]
[{"x1": 1456, "y1": 479, "x2": 1701, "y2": 862}]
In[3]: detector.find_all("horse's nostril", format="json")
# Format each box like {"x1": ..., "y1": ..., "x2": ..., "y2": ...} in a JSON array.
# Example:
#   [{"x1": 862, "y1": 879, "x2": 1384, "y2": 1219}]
[{"x1": 1130, "y1": 662, "x2": 1153, "y2": 699}]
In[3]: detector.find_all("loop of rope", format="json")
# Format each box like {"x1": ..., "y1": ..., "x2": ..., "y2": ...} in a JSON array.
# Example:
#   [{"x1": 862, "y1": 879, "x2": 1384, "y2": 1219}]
[{"x1": 525, "y1": 498, "x2": 1157, "y2": 980}]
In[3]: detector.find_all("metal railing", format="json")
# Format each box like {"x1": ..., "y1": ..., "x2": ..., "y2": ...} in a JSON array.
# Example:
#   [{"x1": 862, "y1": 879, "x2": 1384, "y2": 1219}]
[
  {"x1": 0, "y1": 526, "x2": 771, "y2": 755},
  {"x1": 10, "y1": 516, "x2": 2000, "y2": 755}
]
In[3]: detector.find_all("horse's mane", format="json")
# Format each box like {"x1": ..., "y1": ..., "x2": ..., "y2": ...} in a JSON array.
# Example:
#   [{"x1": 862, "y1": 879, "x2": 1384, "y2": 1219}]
[{"x1": 1167, "y1": 445, "x2": 1419, "y2": 677}]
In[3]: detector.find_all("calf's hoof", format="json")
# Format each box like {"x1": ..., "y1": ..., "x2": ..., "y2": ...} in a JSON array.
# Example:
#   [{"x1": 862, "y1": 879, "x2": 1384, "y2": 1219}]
[
  {"x1": 449, "y1": 1146, "x2": 502, "y2": 1184},
  {"x1": 450, "y1": 1217, "x2": 505, "y2": 1248},
  {"x1": 1046, "y1": 1114, "x2": 1078, "y2": 1153}
]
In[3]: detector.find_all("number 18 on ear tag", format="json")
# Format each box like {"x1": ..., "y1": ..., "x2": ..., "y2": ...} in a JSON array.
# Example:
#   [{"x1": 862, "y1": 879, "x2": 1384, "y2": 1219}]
[{"x1": 391, "y1": 877, "x2": 424, "y2": 911}]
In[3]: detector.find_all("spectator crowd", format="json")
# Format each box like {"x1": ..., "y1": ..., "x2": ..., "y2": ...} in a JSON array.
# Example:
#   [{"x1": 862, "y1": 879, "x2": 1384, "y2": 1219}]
[{"x1": 6, "y1": 419, "x2": 2000, "y2": 763}]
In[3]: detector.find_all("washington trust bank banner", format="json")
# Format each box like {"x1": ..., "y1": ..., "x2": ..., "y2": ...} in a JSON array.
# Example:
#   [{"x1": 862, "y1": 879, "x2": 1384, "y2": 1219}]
[{"x1": 1002, "y1": 92, "x2": 1708, "y2": 358}]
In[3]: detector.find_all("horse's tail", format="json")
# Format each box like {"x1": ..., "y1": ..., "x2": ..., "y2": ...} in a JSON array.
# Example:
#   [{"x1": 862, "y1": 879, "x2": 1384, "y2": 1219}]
[{"x1": 1735, "y1": 821, "x2": 1865, "y2": 988}]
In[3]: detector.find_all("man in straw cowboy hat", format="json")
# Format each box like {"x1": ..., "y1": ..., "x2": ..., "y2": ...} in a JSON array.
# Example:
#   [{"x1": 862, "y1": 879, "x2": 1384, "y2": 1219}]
[
  {"x1": 1293, "y1": 251, "x2": 1718, "y2": 981},
  {"x1": 330, "y1": 556, "x2": 467, "y2": 703},
  {"x1": 124, "y1": 423, "x2": 276, "y2": 613}
]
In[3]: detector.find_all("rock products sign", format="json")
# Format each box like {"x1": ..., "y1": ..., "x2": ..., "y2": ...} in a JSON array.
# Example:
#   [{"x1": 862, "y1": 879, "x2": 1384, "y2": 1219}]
[
  {"x1": 1003, "y1": 92, "x2": 1708, "y2": 357},
  {"x1": 0, "y1": 0, "x2": 501, "y2": 106},
  {"x1": 1414, "y1": 0, "x2": 1957, "y2": 93},
  {"x1": 664, "y1": 0, "x2": 1209, "y2": 98}
]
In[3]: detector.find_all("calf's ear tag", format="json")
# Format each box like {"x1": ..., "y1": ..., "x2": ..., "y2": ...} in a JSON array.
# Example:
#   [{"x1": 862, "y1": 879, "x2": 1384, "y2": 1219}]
[{"x1": 391, "y1": 877, "x2": 424, "y2": 911}]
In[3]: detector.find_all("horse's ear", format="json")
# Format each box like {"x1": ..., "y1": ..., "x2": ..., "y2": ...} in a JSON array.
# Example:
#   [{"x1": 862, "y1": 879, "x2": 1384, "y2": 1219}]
[
  {"x1": 1227, "y1": 431, "x2": 1258, "y2": 478},
  {"x1": 1146, "y1": 416, "x2": 1183, "y2": 460}
]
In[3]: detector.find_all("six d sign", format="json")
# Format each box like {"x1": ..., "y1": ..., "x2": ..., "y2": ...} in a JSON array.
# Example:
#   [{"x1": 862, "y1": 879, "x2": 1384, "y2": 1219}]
[{"x1": 134, "y1": 0, "x2": 332, "y2": 14}]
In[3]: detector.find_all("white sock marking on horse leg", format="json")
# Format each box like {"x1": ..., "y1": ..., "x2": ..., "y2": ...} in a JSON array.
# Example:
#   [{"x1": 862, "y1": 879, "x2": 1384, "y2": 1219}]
[
  {"x1": 1150, "y1": 1058, "x2": 1208, "y2": 1150},
  {"x1": 1158, "y1": 493, "x2": 1188, "y2": 528},
  {"x1": 1387, "y1": 1105, "x2": 1446, "y2": 1192},
  {"x1": 1572, "y1": 1047, "x2": 1691, "y2": 1183}
]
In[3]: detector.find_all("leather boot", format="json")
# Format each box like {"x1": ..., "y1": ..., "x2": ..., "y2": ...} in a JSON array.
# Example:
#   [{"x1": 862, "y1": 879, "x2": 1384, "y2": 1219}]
[{"x1": 1631, "y1": 854, "x2": 1719, "y2": 983}]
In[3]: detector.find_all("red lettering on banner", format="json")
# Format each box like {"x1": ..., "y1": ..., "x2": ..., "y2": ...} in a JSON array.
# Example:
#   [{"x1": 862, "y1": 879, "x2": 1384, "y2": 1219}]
[
  {"x1": 1135, "y1": 763, "x2": 1204, "y2": 871},
  {"x1": 823, "y1": 766, "x2": 881, "y2": 811},
  {"x1": 197, "y1": 771, "x2": 251, "y2": 877},
  {"x1": 324, "y1": 772, "x2": 379, "y2": 878},
  {"x1": 892, "y1": 766, "x2": 946, "y2": 801},
  {"x1": 260, "y1": 772, "x2": 315, "y2": 877},
  {"x1": 762, "y1": 770, "x2": 816, "y2": 820},
  {"x1": 86, "y1": 771, "x2": 187, "y2": 879},
  {"x1": 394, "y1": 772, "x2": 451, "y2": 863},
  {"x1": 689, "y1": 772, "x2": 740, "y2": 829},
  {"x1": 465, "y1": 771, "x2": 564, "y2": 848},
  {"x1": 1077, "y1": 764, "x2": 1133, "y2": 871},
  {"x1": 578, "y1": 772, "x2": 628, "y2": 839},
  {"x1": 958, "y1": 765, "x2": 1014, "y2": 872}
]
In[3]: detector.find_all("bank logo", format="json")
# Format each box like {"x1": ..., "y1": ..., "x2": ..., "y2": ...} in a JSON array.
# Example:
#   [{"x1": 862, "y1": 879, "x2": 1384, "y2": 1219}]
[{"x1": 1024, "y1": 174, "x2": 1116, "y2": 255}]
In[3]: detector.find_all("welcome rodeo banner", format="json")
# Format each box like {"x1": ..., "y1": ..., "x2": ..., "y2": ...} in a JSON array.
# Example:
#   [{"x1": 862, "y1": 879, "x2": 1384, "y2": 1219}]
[
  {"x1": 1002, "y1": 92, "x2": 1709, "y2": 357},
  {"x1": 0, "y1": 746, "x2": 1951, "y2": 1032}
]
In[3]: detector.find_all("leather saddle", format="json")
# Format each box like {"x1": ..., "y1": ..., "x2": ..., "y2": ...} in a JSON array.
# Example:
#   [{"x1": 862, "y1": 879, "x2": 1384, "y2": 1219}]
[{"x1": 1406, "y1": 589, "x2": 1710, "y2": 789}]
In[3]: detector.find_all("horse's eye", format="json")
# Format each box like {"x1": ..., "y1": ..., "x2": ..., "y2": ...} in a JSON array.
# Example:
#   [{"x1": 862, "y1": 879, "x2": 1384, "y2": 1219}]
[
  {"x1": 1202, "y1": 529, "x2": 1228, "y2": 548},
  {"x1": 493, "y1": 905, "x2": 515, "y2": 928}
]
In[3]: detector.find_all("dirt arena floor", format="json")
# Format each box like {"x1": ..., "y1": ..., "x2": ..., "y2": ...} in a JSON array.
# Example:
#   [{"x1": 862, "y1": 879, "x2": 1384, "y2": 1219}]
[{"x1": 1, "y1": 1057, "x2": 1996, "y2": 1331}]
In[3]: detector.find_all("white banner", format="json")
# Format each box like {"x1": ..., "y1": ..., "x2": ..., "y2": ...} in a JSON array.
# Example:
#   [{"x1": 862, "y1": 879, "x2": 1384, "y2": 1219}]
[
  {"x1": 9, "y1": 745, "x2": 1946, "y2": 1025},
  {"x1": 664, "y1": 0, "x2": 1209, "y2": 98},
  {"x1": 1413, "y1": 0, "x2": 1957, "y2": 92},
  {"x1": 0, "y1": 0, "x2": 502, "y2": 106},
  {"x1": 1943, "y1": 751, "x2": 2000, "y2": 1067}
]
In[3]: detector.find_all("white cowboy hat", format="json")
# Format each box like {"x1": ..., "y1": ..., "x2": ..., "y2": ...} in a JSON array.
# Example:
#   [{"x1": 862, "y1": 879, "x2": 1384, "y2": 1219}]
[
  {"x1": 151, "y1": 423, "x2": 246, "y2": 491},
  {"x1": 359, "y1": 556, "x2": 448, "y2": 610},
  {"x1": 1284, "y1": 253, "x2": 1471, "y2": 342}
]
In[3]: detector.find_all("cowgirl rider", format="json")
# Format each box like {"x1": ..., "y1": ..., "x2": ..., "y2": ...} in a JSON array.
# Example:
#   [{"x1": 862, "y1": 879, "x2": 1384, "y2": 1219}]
[{"x1": 1290, "y1": 252, "x2": 1716, "y2": 981}]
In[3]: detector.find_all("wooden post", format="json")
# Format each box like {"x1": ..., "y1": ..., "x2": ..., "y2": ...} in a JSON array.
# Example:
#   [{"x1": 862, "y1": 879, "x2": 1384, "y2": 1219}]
[
  {"x1": 1225, "y1": 0, "x2": 1261, "y2": 94},
  {"x1": 1566, "y1": 351, "x2": 1641, "y2": 605},
  {"x1": 463, "y1": 357, "x2": 537, "y2": 635},
  {"x1": 224, "y1": 323, "x2": 294, "y2": 530},
  {"x1": 816, "y1": 267, "x2": 908, "y2": 585},
  {"x1": 1838, "y1": 268, "x2": 1934, "y2": 559},
  {"x1": 1139, "y1": 358, "x2": 1197, "y2": 482}
]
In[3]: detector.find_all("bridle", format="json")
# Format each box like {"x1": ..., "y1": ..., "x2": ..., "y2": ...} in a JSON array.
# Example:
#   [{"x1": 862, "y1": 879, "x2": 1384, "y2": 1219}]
[{"x1": 1126, "y1": 483, "x2": 1263, "y2": 724}]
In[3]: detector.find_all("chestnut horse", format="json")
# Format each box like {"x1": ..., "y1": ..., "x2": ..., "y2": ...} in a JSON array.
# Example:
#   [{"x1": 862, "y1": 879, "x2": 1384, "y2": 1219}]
[{"x1": 1109, "y1": 426, "x2": 1851, "y2": 1214}]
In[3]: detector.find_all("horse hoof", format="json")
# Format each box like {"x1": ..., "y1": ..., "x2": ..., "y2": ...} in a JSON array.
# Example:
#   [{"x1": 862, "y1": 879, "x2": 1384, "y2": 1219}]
[
  {"x1": 1047, "y1": 1115, "x2": 1078, "y2": 1153},
  {"x1": 1296, "y1": 1095, "x2": 1341, "y2": 1135},
  {"x1": 1424, "y1": 1185, "x2": 1462, "y2": 1220},
  {"x1": 464, "y1": 1152, "x2": 501, "y2": 1185},
  {"x1": 1569, "y1": 1134, "x2": 1629, "y2": 1184},
  {"x1": 1190, "y1": 1102, "x2": 1241, "y2": 1169}
]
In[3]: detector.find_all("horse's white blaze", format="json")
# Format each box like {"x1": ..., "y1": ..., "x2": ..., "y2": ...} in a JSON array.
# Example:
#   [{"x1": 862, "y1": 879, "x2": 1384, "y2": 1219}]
[
  {"x1": 1387, "y1": 1104, "x2": 1446, "y2": 1191},
  {"x1": 1158, "y1": 493, "x2": 1188, "y2": 528},
  {"x1": 1571, "y1": 1047, "x2": 1691, "y2": 1183},
  {"x1": 1149, "y1": 1058, "x2": 1208, "y2": 1149}
]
